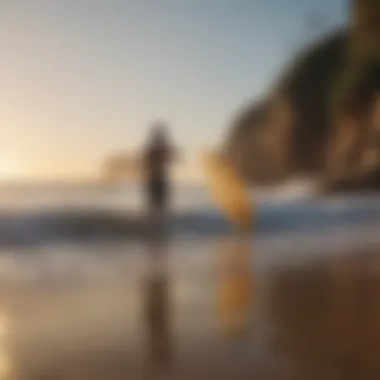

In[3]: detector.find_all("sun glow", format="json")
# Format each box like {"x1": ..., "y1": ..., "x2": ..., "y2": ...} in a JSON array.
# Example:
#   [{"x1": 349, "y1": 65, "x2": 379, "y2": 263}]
[{"x1": 0, "y1": 163, "x2": 22, "y2": 182}]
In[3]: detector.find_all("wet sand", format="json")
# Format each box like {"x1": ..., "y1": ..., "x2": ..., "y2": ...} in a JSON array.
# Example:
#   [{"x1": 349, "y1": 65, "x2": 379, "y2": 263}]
[{"x1": 1, "y1": 236, "x2": 380, "y2": 379}]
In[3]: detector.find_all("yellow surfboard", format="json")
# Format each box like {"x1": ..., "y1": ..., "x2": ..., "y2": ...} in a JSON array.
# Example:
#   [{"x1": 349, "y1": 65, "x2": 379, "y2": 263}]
[
  {"x1": 202, "y1": 151, "x2": 253, "y2": 232},
  {"x1": 202, "y1": 151, "x2": 254, "y2": 338}
]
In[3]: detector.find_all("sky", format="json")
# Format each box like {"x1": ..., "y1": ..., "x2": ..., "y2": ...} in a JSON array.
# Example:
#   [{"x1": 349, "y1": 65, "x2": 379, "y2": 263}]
[{"x1": 0, "y1": 0, "x2": 347, "y2": 182}]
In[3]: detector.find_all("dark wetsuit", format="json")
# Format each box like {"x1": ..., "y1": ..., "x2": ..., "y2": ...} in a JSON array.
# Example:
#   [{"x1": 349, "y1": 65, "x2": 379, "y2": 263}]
[{"x1": 145, "y1": 146, "x2": 170, "y2": 210}]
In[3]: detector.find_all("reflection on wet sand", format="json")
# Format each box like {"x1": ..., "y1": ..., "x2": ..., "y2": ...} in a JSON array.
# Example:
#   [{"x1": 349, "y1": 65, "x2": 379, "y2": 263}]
[
  {"x1": 0, "y1": 313, "x2": 11, "y2": 379},
  {"x1": 143, "y1": 250, "x2": 172, "y2": 369},
  {"x1": 143, "y1": 208, "x2": 173, "y2": 372},
  {"x1": 262, "y1": 251, "x2": 380, "y2": 379},
  {"x1": 218, "y1": 236, "x2": 254, "y2": 338},
  {"x1": 4, "y1": 241, "x2": 380, "y2": 378}
]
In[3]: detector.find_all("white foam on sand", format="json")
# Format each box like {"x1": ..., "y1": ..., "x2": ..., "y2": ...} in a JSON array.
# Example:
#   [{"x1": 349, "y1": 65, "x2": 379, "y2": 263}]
[{"x1": 253, "y1": 179, "x2": 318, "y2": 203}]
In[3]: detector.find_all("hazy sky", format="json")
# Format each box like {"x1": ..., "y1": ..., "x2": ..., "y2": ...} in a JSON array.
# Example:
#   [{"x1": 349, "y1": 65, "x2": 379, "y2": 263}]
[{"x1": 0, "y1": 0, "x2": 347, "y2": 181}]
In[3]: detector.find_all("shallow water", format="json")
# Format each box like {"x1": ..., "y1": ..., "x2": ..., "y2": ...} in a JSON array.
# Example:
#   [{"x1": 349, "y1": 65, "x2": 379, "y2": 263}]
[{"x1": 1, "y1": 184, "x2": 380, "y2": 246}]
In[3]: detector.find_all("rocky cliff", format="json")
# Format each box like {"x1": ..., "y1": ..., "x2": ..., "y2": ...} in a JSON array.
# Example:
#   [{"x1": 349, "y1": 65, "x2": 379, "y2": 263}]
[
  {"x1": 224, "y1": 30, "x2": 348, "y2": 185},
  {"x1": 224, "y1": 0, "x2": 380, "y2": 192}
]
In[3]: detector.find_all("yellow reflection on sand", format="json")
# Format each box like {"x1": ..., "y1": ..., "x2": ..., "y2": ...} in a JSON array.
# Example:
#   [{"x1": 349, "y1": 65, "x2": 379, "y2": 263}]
[{"x1": 218, "y1": 236, "x2": 254, "y2": 338}]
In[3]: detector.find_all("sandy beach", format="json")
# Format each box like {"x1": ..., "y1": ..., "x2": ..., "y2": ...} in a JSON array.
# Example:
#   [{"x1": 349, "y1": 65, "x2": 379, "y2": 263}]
[{"x1": 0, "y1": 230, "x2": 379, "y2": 379}]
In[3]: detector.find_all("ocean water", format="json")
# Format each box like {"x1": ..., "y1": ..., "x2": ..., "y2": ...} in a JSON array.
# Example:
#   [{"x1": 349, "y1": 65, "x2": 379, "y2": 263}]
[
  {"x1": 1, "y1": 182, "x2": 380, "y2": 239},
  {"x1": 1, "y1": 182, "x2": 380, "y2": 285}
]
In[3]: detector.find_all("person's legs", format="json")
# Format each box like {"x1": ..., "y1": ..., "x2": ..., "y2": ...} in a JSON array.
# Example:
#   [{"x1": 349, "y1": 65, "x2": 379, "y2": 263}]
[
  {"x1": 151, "y1": 178, "x2": 168, "y2": 212},
  {"x1": 146, "y1": 178, "x2": 168, "y2": 239}
]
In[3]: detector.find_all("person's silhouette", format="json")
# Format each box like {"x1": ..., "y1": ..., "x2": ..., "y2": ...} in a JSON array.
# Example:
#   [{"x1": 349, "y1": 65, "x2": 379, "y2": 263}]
[{"x1": 143, "y1": 123, "x2": 176, "y2": 214}]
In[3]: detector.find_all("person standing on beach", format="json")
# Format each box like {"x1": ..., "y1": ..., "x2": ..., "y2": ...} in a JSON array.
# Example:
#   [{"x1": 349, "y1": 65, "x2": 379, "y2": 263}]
[
  {"x1": 143, "y1": 123, "x2": 176, "y2": 217},
  {"x1": 142, "y1": 123, "x2": 176, "y2": 368}
]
